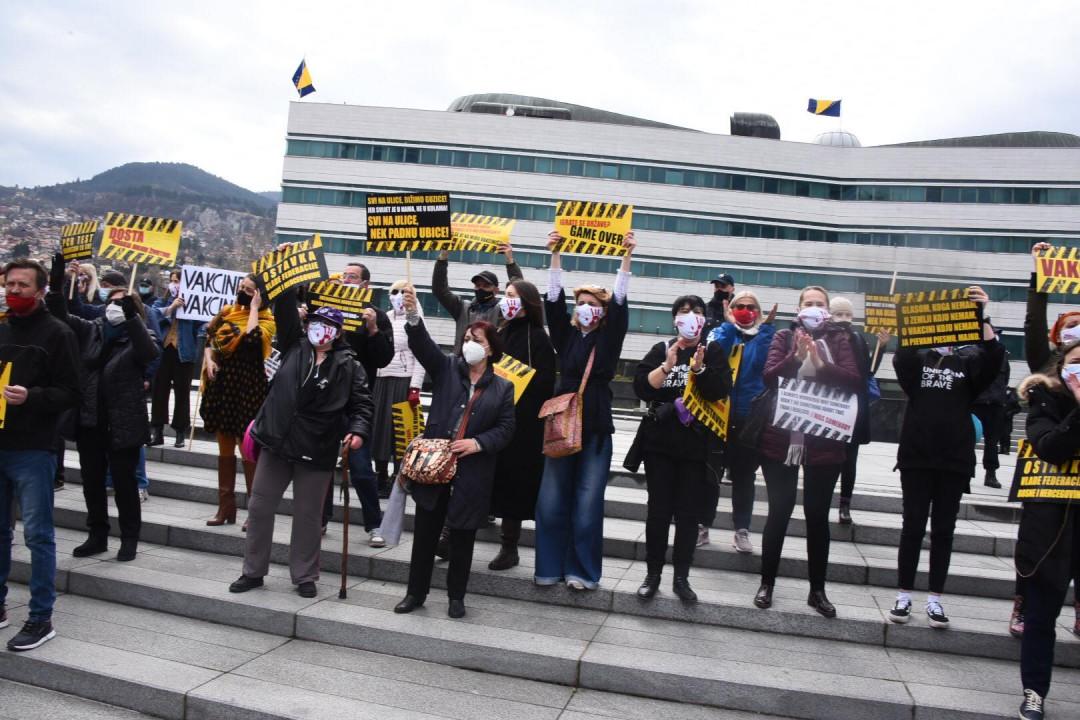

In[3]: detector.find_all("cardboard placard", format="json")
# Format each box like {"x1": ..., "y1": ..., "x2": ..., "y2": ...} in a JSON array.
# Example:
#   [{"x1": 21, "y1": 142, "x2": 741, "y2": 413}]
[
  {"x1": 366, "y1": 192, "x2": 452, "y2": 252},
  {"x1": 864, "y1": 293, "x2": 899, "y2": 333},
  {"x1": 553, "y1": 201, "x2": 633, "y2": 255},
  {"x1": 176, "y1": 265, "x2": 248, "y2": 322},
  {"x1": 251, "y1": 235, "x2": 328, "y2": 301},
  {"x1": 392, "y1": 400, "x2": 425, "y2": 462},
  {"x1": 772, "y1": 377, "x2": 858, "y2": 442},
  {"x1": 493, "y1": 354, "x2": 536, "y2": 404},
  {"x1": 60, "y1": 221, "x2": 99, "y2": 262},
  {"x1": 0, "y1": 361, "x2": 10, "y2": 429},
  {"x1": 896, "y1": 288, "x2": 981, "y2": 349},
  {"x1": 1009, "y1": 439, "x2": 1080, "y2": 503},
  {"x1": 450, "y1": 213, "x2": 515, "y2": 253},
  {"x1": 681, "y1": 344, "x2": 742, "y2": 440},
  {"x1": 1035, "y1": 247, "x2": 1080, "y2": 294},
  {"x1": 264, "y1": 349, "x2": 282, "y2": 381},
  {"x1": 98, "y1": 212, "x2": 182, "y2": 266},
  {"x1": 306, "y1": 281, "x2": 374, "y2": 333}
]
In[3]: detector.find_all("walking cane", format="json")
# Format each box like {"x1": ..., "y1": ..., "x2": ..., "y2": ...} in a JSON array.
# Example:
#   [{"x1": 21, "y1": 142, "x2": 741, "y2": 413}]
[{"x1": 338, "y1": 444, "x2": 351, "y2": 599}]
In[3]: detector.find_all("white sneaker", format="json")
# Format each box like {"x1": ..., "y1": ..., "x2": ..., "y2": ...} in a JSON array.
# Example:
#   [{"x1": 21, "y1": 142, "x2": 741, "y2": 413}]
[
  {"x1": 696, "y1": 525, "x2": 710, "y2": 547},
  {"x1": 566, "y1": 579, "x2": 586, "y2": 591},
  {"x1": 926, "y1": 600, "x2": 950, "y2": 629},
  {"x1": 732, "y1": 529, "x2": 753, "y2": 554},
  {"x1": 139, "y1": 489, "x2": 149, "y2": 503},
  {"x1": 368, "y1": 529, "x2": 386, "y2": 548}
]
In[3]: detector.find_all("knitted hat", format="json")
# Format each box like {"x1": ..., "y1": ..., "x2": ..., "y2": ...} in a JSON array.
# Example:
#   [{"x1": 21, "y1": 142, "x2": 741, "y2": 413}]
[{"x1": 829, "y1": 297, "x2": 854, "y2": 317}]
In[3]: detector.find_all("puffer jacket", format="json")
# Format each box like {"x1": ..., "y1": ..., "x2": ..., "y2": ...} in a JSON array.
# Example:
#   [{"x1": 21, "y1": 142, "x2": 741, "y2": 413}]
[{"x1": 708, "y1": 321, "x2": 776, "y2": 420}]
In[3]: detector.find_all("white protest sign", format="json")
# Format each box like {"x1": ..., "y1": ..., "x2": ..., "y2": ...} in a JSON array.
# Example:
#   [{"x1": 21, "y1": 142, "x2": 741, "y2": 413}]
[
  {"x1": 177, "y1": 265, "x2": 248, "y2": 322},
  {"x1": 772, "y1": 377, "x2": 858, "y2": 442}
]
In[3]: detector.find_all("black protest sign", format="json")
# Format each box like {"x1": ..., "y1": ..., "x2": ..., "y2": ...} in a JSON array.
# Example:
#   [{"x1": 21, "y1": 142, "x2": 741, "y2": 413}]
[
  {"x1": 896, "y1": 288, "x2": 981, "y2": 349},
  {"x1": 60, "y1": 221, "x2": 99, "y2": 262},
  {"x1": 1009, "y1": 439, "x2": 1080, "y2": 504},
  {"x1": 864, "y1": 293, "x2": 899, "y2": 333},
  {"x1": 306, "y1": 281, "x2": 374, "y2": 333},
  {"x1": 366, "y1": 192, "x2": 452, "y2": 252},
  {"x1": 251, "y1": 235, "x2": 328, "y2": 301}
]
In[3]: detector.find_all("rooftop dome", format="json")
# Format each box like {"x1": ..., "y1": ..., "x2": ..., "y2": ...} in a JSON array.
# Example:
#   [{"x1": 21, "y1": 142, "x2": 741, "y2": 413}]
[{"x1": 814, "y1": 130, "x2": 862, "y2": 148}]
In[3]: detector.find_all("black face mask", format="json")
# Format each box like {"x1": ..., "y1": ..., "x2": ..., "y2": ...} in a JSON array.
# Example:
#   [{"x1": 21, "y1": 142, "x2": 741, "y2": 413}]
[
  {"x1": 474, "y1": 288, "x2": 494, "y2": 304},
  {"x1": 834, "y1": 320, "x2": 852, "y2": 331},
  {"x1": 714, "y1": 289, "x2": 731, "y2": 303},
  {"x1": 236, "y1": 292, "x2": 253, "y2": 307}
]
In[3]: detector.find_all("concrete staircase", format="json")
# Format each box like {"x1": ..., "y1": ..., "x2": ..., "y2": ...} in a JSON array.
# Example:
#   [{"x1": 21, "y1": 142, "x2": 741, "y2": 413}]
[{"x1": 3, "y1": 423, "x2": 1080, "y2": 719}]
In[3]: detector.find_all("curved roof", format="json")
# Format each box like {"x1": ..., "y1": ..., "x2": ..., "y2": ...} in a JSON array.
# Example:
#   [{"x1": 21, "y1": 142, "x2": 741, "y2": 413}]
[
  {"x1": 815, "y1": 130, "x2": 862, "y2": 148},
  {"x1": 885, "y1": 131, "x2": 1080, "y2": 148},
  {"x1": 447, "y1": 94, "x2": 697, "y2": 131}
]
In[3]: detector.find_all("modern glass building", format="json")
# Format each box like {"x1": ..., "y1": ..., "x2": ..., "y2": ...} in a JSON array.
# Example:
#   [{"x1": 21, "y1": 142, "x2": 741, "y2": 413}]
[{"x1": 275, "y1": 95, "x2": 1080, "y2": 380}]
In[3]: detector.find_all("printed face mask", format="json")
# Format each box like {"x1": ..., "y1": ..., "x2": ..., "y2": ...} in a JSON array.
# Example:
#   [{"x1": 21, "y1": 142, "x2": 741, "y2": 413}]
[
  {"x1": 499, "y1": 296, "x2": 522, "y2": 320},
  {"x1": 797, "y1": 306, "x2": 830, "y2": 330},
  {"x1": 1061, "y1": 363, "x2": 1080, "y2": 383},
  {"x1": 731, "y1": 307, "x2": 758, "y2": 326},
  {"x1": 389, "y1": 291, "x2": 405, "y2": 312},
  {"x1": 105, "y1": 303, "x2": 126, "y2": 326},
  {"x1": 675, "y1": 313, "x2": 705, "y2": 340},
  {"x1": 462, "y1": 339, "x2": 486, "y2": 366},
  {"x1": 1061, "y1": 325, "x2": 1080, "y2": 344},
  {"x1": 576, "y1": 303, "x2": 603, "y2": 327},
  {"x1": 307, "y1": 321, "x2": 339, "y2": 347}
]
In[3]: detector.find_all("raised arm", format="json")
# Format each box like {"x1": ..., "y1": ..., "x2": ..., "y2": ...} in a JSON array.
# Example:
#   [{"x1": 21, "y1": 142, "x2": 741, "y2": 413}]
[
  {"x1": 402, "y1": 285, "x2": 450, "y2": 380},
  {"x1": 272, "y1": 286, "x2": 301, "y2": 353},
  {"x1": 432, "y1": 252, "x2": 464, "y2": 320}
]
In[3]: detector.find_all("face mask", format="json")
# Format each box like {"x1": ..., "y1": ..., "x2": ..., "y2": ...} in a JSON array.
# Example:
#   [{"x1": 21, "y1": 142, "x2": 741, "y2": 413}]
[
  {"x1": 307, "y1": 322, "x2": 339, "y2": 347},
  {"x1": 474, "y1": 288, "x2": 494, "y2": 304},
  {"x1": 462, "y1": 340, "x2": 486, "y2": 366},
  {"x1": 499, "y1": 296, "x2": 522, "y2": 320},
  {"x1": 168, "y1": 282, "x2": 180, "y2": 297},
  {"x1": 6, "y1": 293, "x2": 36, "y2": 315},
  {"x1": 1061, "y1": 325, "x2": 1080, "y2": 344},
  {"x1": 98, "y1": 288, "x2": 112, "y2": 302},
  {"x1": 236, "y1": 291, "x2": 252, "y2": 307},
  {"x1": 834, "y1": 320, "x2": 853, "y2": 331},
  {"x1": 576, "y1": 303, "x2": 603, "y2": 327},
  {"x1": 714, "y1": 289, "x2": 731, "y2": 303},
  {"x1": 1061, "y1": 363, "x2": 1080, "y2": 383},
  {"x1": 934, "y1": 346, "x2": 954, "y2": 356},
  {"x1": 675, "y1": 313, "x2": 705, "y2": 340},
  {"x1": 138, "y1": 285, "x2": 153, "y2": 300},
  {"x1": 105, "y1": 303, "x2": 126, "y2": 326},
  {"x1": 389, "y1": 291, "x2": 405, "y2": 312},
  {"x1": 797, "y1": 306, "x2": 830, "y2": 330},
  {"x1": 731, "y1": 307, "x2": 758, "y2": 326}
]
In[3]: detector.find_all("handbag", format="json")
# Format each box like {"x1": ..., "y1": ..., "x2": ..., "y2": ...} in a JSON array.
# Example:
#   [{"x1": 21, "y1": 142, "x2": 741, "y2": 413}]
[
  {"x1": 737, "y1": 387, "x2": 777, "y2": 449},
  {"x1": 401, "y1": 387, "x2": 484, "y2": 485},
  {"x1": 538, "y1": 348, "x2": 596, "y2": 458}
]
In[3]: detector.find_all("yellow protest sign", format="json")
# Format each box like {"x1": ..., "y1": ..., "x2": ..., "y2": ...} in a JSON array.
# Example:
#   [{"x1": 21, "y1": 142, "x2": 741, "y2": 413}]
[
  {"x1": 60, "y1": 221, "x2": 98, "y2": 262},
  {"x1": 392, "y1": 401, "x2": 425, "y2": 461},
  {"x1": 450, "y1": 213, "x2": 515, "y2": 253},
  {"x1": 98, "y1": 212, "x2": 182, "y2": 266},
  {"x1": 682, "y1": 343, "x2": 742, "y2": 440},
  {"x1": 1035, "y1": 247, "x2": 1080, "y2": 294},
  {"x1": 493, "y1": 354, "x2": 536, "y2": 404},
  {"x1": 306, "y1": 281, "x2": 373, "y2": 333},
  {"x1": 1009, "y1": 439, "x2": 1080, "y2": 503},
  {"x1": 366, "y1": 192, "x2": 452, "y2": 252},
  {"x1": 896, "y1": 288, "x2": 981, "y2": 349},
  {"x1": 0, "y1": 361, "x2": 11, "y2": 429},
  {"x1": 864, "y1": 293, "x2": 899, "y2": 333},
  {"x1": 553, "y1": 201, "x2": 632, "y2": 256},
  {"x1": 251, "y1": 235, "x2": 328, "y2": 301}
]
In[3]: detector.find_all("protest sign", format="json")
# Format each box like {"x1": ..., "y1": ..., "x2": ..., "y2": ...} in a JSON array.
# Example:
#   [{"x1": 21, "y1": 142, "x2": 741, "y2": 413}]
[
  {"x1": 896, "y1": 288, "x2": 981, "y2": 349},
  {"x1": 865, "y1": 293, "x2": 899, "y2": 333},
  {"x1": 1035, "y1": 246, "x2": 1080, "y2": 294},
  {"x1": 60, "y1": 221, "x2": 99, "y2": 262},
  {"x1": 366, "y1": 192, "x2": 452, "y2": 252},
  {"x1": 553, "y1": 201, "x2": 633, "y2": 256},
  {"x1": 264, "y1": 349, "x2": 283, "y2": 382},
  {"x1": 252, "y1": 235, "x2": 328, "y2": 301},
  {"x1": 1009, "y1": 439, "x2": 1080, "y2": 503},
  {"x1": 176, "y1": 265, "x2": 248, "y2": 322},
  {"x1": 493, "y1": 354, "x2": 536, "y2": 404},
  {"x1": 0, "y1": 361, "x2": 10, "y2": 429},
  {"x1": 392, "y1": 401, "x2": 426, "y2": 461},
  {"x1": 681, "y1": 344, "x2": 742, "y2": 440},
  {"x1": 306, "y1": 281, "x2": 374, "y2": 333},
  {"x1": 450, "y1": 213, "x2": 515, "y2": 253},
  {"x1": 98, "y1": 212, "x2": 182, "y2": 266},
  {"x1": 772, "y1": 377, "x2": 858, "y2": 442}
]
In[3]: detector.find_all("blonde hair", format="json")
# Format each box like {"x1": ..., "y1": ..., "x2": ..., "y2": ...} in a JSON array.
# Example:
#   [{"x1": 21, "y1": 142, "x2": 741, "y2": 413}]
[
  {"x1": 798, "y1": 285, "x2": 829, "y2": 307},
  {"x1": 78, "y1": 263, "x2": 100, "y2": 303},
  {"x1": 390, "y1": 279, "x2": 408, "y2": 291},
  {"x1": 571, "y1": 285, "x2": 612, "y2": 329}
]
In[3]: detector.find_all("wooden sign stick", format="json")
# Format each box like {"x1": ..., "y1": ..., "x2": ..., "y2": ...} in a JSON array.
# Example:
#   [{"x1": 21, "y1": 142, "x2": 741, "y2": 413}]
[
  {"x1": 406, "y1": 250, "x2": 412, "y2": 285},
  {"x1": 128, "y1": 263, "x2": 139, "y2": 293}
]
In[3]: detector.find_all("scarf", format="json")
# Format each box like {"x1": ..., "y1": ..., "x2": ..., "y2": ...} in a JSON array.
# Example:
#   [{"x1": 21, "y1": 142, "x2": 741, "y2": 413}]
[
  {"x1": 785, "y1": 337, "x2": 833, "y2": 467},
  {"x1": 208, "y1": 304, "x2": 275, "y2": 360}
]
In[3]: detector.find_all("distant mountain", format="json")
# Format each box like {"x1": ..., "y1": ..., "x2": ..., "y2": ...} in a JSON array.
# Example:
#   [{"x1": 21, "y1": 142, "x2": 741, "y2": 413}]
[{"x1": 258, "y1": 190, "x2": 282, "y2": 204}]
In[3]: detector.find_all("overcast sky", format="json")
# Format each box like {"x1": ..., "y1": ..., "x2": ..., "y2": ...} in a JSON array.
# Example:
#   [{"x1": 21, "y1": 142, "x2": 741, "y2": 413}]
[{"x1": 3, "y1": 0, "x2": 1078, "y2": 192}]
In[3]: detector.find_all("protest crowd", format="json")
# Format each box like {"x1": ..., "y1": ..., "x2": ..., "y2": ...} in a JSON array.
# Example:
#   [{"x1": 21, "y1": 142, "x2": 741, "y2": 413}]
[{"x1": 0, "y1": 202, "x2": 1078, "y2": 720}]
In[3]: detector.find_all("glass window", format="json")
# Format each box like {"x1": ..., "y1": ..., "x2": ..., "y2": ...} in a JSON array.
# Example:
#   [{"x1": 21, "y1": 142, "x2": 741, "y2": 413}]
[
  {"x1": 665, "y1": 169, "x2": 684, "y2": 185},
  {"x1": 601, "y1": 164, "x2": 619, "y2": 180},
  {"x1": 568, "y1": 160, "x2": 584, "y2": 176},
  {"x1": 282, "y1": 187, "x2": 303, "y2": 203},
  {"x1": 1048, "y1": 189, "x2": 1071, "y2": 204},
  {"x1": 942, "y1": 187, "x2": 961, "y2": 202},
  {"x1": 1013, "y1": 188, "x2": 1032, "y2": 204},
  {"x1": 468, "y1": 153, "x2": 485, "y2": 169},
  {"x1": 551, "y1": 158, "x2": 569, "y2": 175},
  {"x1": 960, "y1": 188, "x2": 977, "y2": 203},
  {"x1": 584, "y1": 162, "x2": 601, "y2": 178},
  {"x1": 420, "y1": 148, "x2": 436, "y2": 164},
  {"x1": 434, "y1": 149, "x2": 452, "y2": 165},
  {"x1": 534, "y1": 157, "x2": 552, "y2": 173},
  {"x1": 519, "y1": 156, "x2": 535, "y2": 172},
  {"x1": 977, "y1": 187, "x2": 994, "y2": 203},
  {"x1": 745, "y1": 176, "x2": 764, "y2": 192},
  {"x1": 404, "y1": 148, "x2": 420, "y2": 163},
  {"x1": 301, "y1": 188, "x2": 319, "y2": 204},
  {"x1": 795, "y1": 181, "x2": 810, "y2": 197},
  {"x1": 385, "y1": 146, "x2": 404, "y2": 162},
  {"x1": 778, "y1": 179, "x2": 796, "y2": 196},
  {"x1": 730, "y1": 175, "x2": 746, "y2": 192},
  {"x1": 809, "y1": 182, "x2": 828, "y2": 199},
  {"x1": 763, "y1": 178, "x2": 778, "y2": 194}
]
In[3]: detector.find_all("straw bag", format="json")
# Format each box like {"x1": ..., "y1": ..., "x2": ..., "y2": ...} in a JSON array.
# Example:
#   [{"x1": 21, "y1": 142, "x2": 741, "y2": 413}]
[{"x1": 538, "y1": 349, "x2": 595, "y2": 458}]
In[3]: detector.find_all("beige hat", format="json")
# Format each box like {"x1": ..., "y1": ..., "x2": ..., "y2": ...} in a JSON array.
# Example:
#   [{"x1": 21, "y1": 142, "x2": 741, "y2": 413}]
[{"x1": 829, "y1": 297, "x2": 854, "y2": 316}]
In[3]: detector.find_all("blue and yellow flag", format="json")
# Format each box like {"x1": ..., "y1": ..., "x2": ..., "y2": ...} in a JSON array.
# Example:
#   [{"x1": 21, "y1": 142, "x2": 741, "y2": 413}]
[
  {"x1": 807, "y1": 99, "x2": 841, "y2": 117},
  {"x1": 293, "y1": 60, "x2": 315, "y2": 98}
]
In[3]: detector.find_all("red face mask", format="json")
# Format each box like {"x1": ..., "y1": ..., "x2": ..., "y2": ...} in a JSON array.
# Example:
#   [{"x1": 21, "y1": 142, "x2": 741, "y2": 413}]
[
  {"x1": 732, "y1": 308, "x2": 758, "y2": 326},
  {"x1": 6, "y1": 294, "x2": 37, "y2": 315}
]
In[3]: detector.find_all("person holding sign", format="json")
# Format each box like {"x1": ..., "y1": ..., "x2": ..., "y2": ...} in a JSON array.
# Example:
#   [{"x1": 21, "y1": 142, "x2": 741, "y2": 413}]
[
  {"x1": 392, "y1": 287, "x2": 515, "y2": 619},
  {"x1": 632, "y1": 295, "x2": 731, "y2": 603},
  {"x1": 488, "y1": 279, "x2": 557, "y2": 571},
  {"x1": 200, "y1": 276, "x2": 276, "y2": 528},
  {"x1": 432, "y1": 246, "x2": 523, "y2": 353},
  {"x1": 533, "y1": 230, "x2": 634, "y2": 591},
  {"x1": 149, "y1": 269, "x2": 205, "y2": 449},
  {"x1": 889, "y1": 286, "x2": 1002, "y2": 630},
  {"x1": 753, "y1": 286, "x2": 861, "y2": 617},
  {"x1": 1013, "y1": 345, "x2": 1080, "y2": 719}
]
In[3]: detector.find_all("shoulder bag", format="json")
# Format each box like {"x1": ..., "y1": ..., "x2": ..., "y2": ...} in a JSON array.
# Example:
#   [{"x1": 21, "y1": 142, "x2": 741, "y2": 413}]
[
  {"x1": 401, "y1": 387, "x2": 484, "y2": 485},
  {"x1": 538, "y1": 348, "x2": 596, "y2": 458}
]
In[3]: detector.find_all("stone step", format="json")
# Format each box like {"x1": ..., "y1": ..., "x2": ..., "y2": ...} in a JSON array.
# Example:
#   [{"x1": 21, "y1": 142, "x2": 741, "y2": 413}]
[
  {"x1": 0, "y1": 679, "x2": 157, "y2": 719},
  {"x1": 34, "y1": 490, "x2": 1080, "y2": 667},
  {"x1": 6, "y1": 545, "x2": 1080, "y2": 720}
]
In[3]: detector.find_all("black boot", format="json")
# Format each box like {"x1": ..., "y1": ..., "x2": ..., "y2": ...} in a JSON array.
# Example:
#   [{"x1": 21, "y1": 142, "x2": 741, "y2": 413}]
[
  {"x1": 753, "y1": 583, "x2": 773, "y2": 609},
  {"x1": 984, "y1": 469, "x2": 1002, "y2": 489},
  {"x1": 173, "y1": 428, "x2": 186, "y2": 449},
  {"x1": 807, "y1": 590, "x2": 837, "y2": 618},
  {"x1": 637, "y1": 573, "x2": 661, "y2": 599},
  {"x1": 73, "y1": 534, "x2": 108, "y2": 558},
  {"x1": 673, "y1": 577, "x2": 698, "y2": 604},
  {"x1": 838, "y1": 498, "x2": 852, "y2": 525},
  {"x1": 488, "y1": 518, "x2": 521, "y2": 571},
  {"x1": 435, "y1": 526, "x2": 451, "y2": 560},
  {"x1": 147, "y1": 426, "x2": 164, "y2": 447},
  {"x1": 117, "y1": 538, "x2": 138, "y2": 562},
  {"x1": 375, "y1": 461, "x2": 390, "y2": 499}
]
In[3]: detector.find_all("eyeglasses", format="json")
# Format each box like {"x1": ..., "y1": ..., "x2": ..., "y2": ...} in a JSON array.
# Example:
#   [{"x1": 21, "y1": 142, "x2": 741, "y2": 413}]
[
  {"x1": 732, "y1": 304, "x2": 757, "y2": 310},
  {"x1": 390, "y1": 289, "x2": 401, "y2": 295}
]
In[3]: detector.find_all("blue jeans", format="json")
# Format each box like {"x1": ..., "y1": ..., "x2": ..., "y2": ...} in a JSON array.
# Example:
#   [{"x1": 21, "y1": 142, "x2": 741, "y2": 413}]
[
  {"x1": 534, "y1": 433, "x2": 612, "y2": 589},
  {"x1": 322, "y1": 443, "x2": 383, "y2": 532},
  {"x1": 106, "y1": 446, "x2": 148, "y2": 491},
  {"x1": 0, "y1": 450, "x2": 58, "y2": 622}
]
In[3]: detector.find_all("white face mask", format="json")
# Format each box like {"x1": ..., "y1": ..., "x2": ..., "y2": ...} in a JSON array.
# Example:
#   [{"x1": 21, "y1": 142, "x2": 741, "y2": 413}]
[
  {"x1": 797, "y1": 306, "x2": 830, "y2": 330},
  {"x1": 389, "y1": 291, "x2": 405, "y2": 312},
  {"x1": 1061, "y1": 363, "x2": 1080, "y2": 383},
  {"x1": 105, "y1": 303, "x2": 126, "y2": 326},
  {"x1": 462, "y1": 339, "x2": 487, "y2": 366},
  {"x1": 576, "y1": 303, "x2": 603, "y2": 327},
  {"x1": 168, "y1": 282, "x2": 180, "y2": 297},
  {"x1": 499, "y1": 296, "x2": 522, "y2": 320},
  {"x1": 934, "y1": 346, "x2": 954, "y2": 356},
  {"x1": 1061, "y1": 325, "x2": 1080, "y2": 345},
  {"x1": 307, "y1": 322, "x2": 339, "y2": 347},
  {"x1": 675, "y1": 313, "x2": 705, "y2": 340}
]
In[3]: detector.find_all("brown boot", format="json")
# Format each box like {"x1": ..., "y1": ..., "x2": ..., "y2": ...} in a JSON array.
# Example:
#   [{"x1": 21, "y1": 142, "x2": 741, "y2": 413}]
[
  {"x1": 241, "y1": 460, "x2": 256, "y2": 532},
  {"x1": 488, "y1": 518, "x2": 521, "y2": 571},
  {"x1": 207, "y1": 456, "x2": 237, "y2": 526}
]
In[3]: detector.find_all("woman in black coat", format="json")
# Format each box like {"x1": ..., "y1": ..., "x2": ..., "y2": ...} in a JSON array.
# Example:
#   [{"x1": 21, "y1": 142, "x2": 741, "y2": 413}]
[
  {"x1": 488, "y1": 279, "x2": 556, "y2": 571},
  {"x1": 394, "y1": 285, "x2": 516, "y2": 619},
  {"x1": 1015, "y1": 344, "x2": 1080, "y2": 718},
  {"x1": 46, "y1": 255, "x2": 160, "y2": 562}
]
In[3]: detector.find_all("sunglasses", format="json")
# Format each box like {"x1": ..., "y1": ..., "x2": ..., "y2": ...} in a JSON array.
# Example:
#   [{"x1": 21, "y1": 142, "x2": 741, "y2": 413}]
[{"x1": 732, "y1": 303, "x2": 757, "y2": 310}]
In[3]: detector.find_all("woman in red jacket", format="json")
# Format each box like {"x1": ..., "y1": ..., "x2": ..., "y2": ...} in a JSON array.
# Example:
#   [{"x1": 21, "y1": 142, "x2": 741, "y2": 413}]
[{"x1": 752, "y1": 286, "x2": 861, "y2": 617}]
